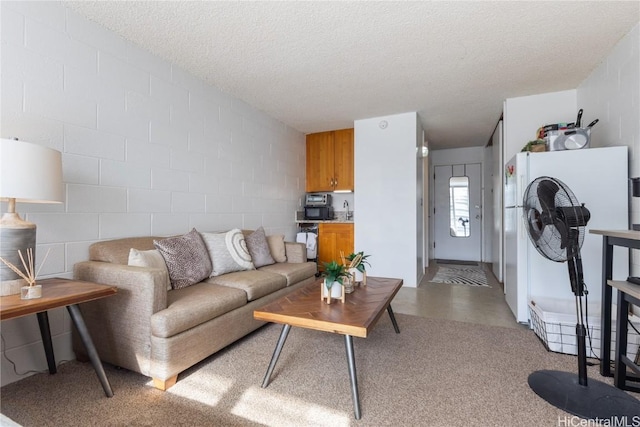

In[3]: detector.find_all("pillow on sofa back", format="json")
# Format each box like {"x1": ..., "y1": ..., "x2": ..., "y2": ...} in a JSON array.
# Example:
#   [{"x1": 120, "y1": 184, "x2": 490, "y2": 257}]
[
  {"x1": 90, "y1": 236, "x2": 159, "y2": 265},
  {"x1": 128, "y1": 248, "x2": 172, "y2": 291},
  {"x1": 245, "y1": 227, "x2": 276, "y2": 268},
  {"x1": 200, "y1": 229, "x2": 255, "y2": 277},
  {"x1": 266, "y1": 234, "x2": 287, "y2": 263},
  {"x1": 154, "y1": 229, "x2": 212, "y2": 289}
]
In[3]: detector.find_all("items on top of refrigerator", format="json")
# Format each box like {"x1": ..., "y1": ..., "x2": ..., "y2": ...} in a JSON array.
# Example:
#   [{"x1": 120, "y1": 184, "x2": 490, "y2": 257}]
[
  {"x1": 521, "y1": 139, "x2": 546, "y2": 152},
  {"x1": 537, "y1": 109, "x2": 599, "y2": 152}
]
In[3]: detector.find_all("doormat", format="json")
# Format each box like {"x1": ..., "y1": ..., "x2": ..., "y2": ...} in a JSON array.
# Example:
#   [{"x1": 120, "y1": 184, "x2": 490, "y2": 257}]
[
  {"x1": 430, "y1": 265, "x2": 489, "y2": 287},
  {"x1": 436, "y1": 259, "x2": 478, "y2": 266}
]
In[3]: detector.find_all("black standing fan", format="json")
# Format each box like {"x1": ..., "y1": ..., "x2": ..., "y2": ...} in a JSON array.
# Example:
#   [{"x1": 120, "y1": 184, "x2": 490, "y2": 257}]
[{"x1": 523, "y1": 176, "x2": 640, "y2": 419}]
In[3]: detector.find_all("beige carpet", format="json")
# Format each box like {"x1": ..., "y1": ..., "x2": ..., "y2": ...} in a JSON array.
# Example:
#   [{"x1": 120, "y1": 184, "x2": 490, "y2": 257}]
[{"x1": 1, "y1": 314, "x2": 637, "y2": 426}]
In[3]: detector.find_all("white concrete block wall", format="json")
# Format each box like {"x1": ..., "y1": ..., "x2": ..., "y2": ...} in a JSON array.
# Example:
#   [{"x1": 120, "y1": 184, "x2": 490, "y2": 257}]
[
  {"x1": 0, "y1": 1, "x2": 305, "y2": 386},
  {"x1": 577, "y1": 23, "x2": 640, "y2": 276}
]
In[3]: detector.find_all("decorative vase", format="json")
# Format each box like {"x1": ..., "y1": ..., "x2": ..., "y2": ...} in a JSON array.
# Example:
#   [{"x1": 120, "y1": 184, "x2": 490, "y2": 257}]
[
  {"x1": 321, "y1": 279, "x2": 345, "y2": 304},
  {"x1": 349, "y1": 268, "x2": 366, "y2": 286},
  {"x1": 344, "y1": 274, "x2": 354, "y2": 294},
  {"x1": 20, "y1": 284, "x2": 42, "y2": 300}
]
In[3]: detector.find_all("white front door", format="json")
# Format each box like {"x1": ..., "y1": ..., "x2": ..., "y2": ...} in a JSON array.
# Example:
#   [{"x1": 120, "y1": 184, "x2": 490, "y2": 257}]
[{"x1": 434, "y1": 163, "x2": 482, "y2": 261}]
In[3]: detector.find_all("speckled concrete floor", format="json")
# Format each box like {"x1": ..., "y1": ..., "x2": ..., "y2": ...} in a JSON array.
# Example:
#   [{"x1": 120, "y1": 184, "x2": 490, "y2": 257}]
[{"x1": 392, "y1": 261, "x2": 527, "y2": 329}]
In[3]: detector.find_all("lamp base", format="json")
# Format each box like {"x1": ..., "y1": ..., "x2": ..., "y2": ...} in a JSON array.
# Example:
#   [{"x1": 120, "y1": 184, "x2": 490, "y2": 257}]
[
  {"x1": 528, "y1": 370, "x2": 640, "y2": 420},
  {"x1": 0, "y1": 219, "x2": 36, "y2": 282},
  {"x1": 0, "y1": 212, "x2": 36, "y2": 229}
]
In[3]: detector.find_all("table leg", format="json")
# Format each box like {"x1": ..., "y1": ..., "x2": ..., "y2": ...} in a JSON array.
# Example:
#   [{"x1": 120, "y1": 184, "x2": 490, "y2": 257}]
[
  {"x1": 36, "y1": 312, "x2": 57, "y2": 374},
  {"x1": 67, "y1": 304, "x2": 113, "y2": 397},
  {"x1": 387, "y1": 305, "x2": 400, "y2": 333},
  {"x1": 262, "y1": 324, "x2": 291, "y2": 388},
  {"x1": 600, "y1": 237, "x2": 613, "y2": 376},
  {"x1": 344, "y1": 334, "x2": 361, "y2": 420},
  {"x1": 614, "y1": 291, "x2": 629, "y2": 389}
]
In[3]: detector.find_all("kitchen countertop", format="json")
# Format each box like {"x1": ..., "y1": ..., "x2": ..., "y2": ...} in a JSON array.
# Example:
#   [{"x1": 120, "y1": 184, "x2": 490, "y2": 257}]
[
  {"x1": 295, "y1": 219, "x2": 354, "y2": 224},
  {"x1": 295, "y1": 211, "x2": 354, "y2": 224}
]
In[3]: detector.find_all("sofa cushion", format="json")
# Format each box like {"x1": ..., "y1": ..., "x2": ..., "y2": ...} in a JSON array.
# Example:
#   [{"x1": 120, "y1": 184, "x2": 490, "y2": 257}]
[
  {"x1": 150, "y1": 282, "x2": 247, "y2": 338},
  {"x1": 245, "y1": 227, "x2": 276, "y2": 268},
  {"x1": 90, "y1": 236, "x2": 160, "y2": 265},
  {"x1": 258, "y1": 261, "x2": 317, "y2": 286},
  {"x1": 154, "y1": 229, "x2": 212, "y2": 289},
  {"x1": 128, "y1": 248, "x2": 171, "y2": 291},
  {"x1": 201, "y1": 229, "x2": 255, "y2": 276},
  {"x1": 207, "y1": 270, "x2": 286, "y2": 301},
  {"x1": 266, "y1": 235, "x2": 287, "y2": 263}
]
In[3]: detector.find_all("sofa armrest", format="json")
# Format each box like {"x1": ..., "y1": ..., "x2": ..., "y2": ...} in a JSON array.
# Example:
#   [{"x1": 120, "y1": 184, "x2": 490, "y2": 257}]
[
  {"x1": 284, "y1": 241, "x2": 307, "y2": 263},
  {"x1": 72, "y1": 261, "x2": 169, "y2": 376},
  {"x1": 74, "y1": 261, "x2": 169, "y2": 314}
]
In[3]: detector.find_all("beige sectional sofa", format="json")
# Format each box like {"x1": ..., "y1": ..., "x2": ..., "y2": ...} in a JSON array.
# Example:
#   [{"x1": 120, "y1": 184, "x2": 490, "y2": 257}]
[{"x1": 73, "y1": 230, "x2": 317, "y2": 390}]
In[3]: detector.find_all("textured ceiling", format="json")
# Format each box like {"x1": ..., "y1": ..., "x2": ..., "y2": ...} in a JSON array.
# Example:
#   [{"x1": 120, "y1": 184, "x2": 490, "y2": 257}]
[{"x1": 65, "y1": 1, "x2": 639, "y2": 150}]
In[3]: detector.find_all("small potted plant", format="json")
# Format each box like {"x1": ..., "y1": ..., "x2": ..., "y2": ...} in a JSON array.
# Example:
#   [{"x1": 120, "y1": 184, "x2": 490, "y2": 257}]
[
  {"x1": 346, "y1": 251, "x2": 371, "y2": 286},
  {"x1": 321, "y1": 260, "x2": 350, "y2": 304}
]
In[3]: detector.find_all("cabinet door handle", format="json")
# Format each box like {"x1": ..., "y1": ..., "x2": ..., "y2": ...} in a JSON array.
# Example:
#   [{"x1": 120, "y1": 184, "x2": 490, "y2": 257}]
[{"x1": 334, "y1": 178, "x2": 337, "y2": 187}]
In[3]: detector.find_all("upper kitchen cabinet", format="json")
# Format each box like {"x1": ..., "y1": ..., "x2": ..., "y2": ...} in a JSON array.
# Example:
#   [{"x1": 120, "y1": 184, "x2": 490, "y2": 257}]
[{"x1": 306, "y1": 128, "x2": 354, "y2": 192}]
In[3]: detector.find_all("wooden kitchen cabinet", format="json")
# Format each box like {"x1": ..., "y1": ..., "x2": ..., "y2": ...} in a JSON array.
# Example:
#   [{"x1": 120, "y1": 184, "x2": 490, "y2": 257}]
[
  {"x1": 318, "y1": 223, "x2": 354, "y2": 270},
  {"x1": 306, "y1": 128, "x2": 354, "y2": 192}
]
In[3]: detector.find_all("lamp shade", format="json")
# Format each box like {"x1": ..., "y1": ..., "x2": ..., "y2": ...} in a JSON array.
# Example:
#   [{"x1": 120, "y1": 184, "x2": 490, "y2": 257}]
[{"x1": 0, "y1": 138, "x2": 63, "y2": 204}]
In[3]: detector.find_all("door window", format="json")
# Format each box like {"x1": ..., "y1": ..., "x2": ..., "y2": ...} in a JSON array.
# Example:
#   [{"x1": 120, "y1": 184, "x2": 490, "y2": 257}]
[{"x1": 449, "y1": 176, "x2": 470, "y2": 237}]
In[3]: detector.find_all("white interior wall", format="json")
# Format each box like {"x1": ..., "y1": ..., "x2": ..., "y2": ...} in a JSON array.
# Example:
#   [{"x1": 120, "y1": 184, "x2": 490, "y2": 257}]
[
  {"x1": 0, "y1": 2, "x2": 305, "y2": 387},
  {"x1": 503, "y1": 89, "x2": 577, "y2": 163},
  {"x1": 491, "y1": 120, "x2": 503, "y2": 282},
  {"x1": 416, "y1": 122, "x2": 425, "y2": 284},
  {"x1": 354, "y1": 112, "x2": 420, "y2": 287},
  {"x1": 577, "y1": 23, "x2": 640, "y2": 280}
]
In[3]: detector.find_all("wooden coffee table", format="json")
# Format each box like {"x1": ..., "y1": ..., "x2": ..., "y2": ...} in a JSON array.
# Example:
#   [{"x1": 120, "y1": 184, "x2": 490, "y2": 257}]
[{"x1": 254, "y1": 276, "x2": 403, "y2": 419}]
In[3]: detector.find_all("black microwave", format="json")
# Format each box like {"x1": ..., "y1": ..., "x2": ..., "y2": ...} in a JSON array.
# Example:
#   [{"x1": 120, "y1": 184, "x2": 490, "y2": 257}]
[{"x1": 304, "y1": 206, "x2": 334, "y2": 220}]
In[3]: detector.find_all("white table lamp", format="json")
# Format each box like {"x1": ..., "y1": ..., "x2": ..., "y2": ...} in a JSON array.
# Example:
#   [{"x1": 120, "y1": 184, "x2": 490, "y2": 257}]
[{"x1": 0, "y1": 138, "x2": 63, "y2": 295}]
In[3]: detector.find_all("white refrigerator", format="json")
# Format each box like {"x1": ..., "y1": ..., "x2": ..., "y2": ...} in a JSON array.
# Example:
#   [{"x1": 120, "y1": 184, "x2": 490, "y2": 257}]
[{"x1": 504, "y1": 146, "x2": 628, "y2": 323}]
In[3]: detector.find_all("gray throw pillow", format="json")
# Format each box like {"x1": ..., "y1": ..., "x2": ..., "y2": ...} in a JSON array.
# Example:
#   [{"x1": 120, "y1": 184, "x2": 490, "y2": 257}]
[
  {"x1": 245, "y1": 227, "x2": 276, "y2": 268},
  {"x1": 154, "y1": 228, "x2": 212, "y2": 289}
]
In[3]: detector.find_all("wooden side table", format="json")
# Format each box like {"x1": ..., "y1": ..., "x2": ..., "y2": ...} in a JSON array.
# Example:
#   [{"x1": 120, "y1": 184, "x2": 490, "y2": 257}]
[{"x1": 0, "y1": 278, "x2": 117, "y2": 397}]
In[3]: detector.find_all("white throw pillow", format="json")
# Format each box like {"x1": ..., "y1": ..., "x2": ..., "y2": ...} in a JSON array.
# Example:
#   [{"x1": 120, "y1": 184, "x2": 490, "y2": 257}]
[
  {"x1": 128, "y1": 248, "x2": 172, "y2": 291},
  {"x1": 200, "y1": 229, "x2": 255, "y2": 277}
]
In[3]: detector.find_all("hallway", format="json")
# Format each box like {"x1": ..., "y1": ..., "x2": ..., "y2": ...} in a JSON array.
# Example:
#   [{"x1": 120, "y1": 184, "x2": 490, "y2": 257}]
[{"x1": 392, "y1": 262, "x2": 526, "y2": 330}]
